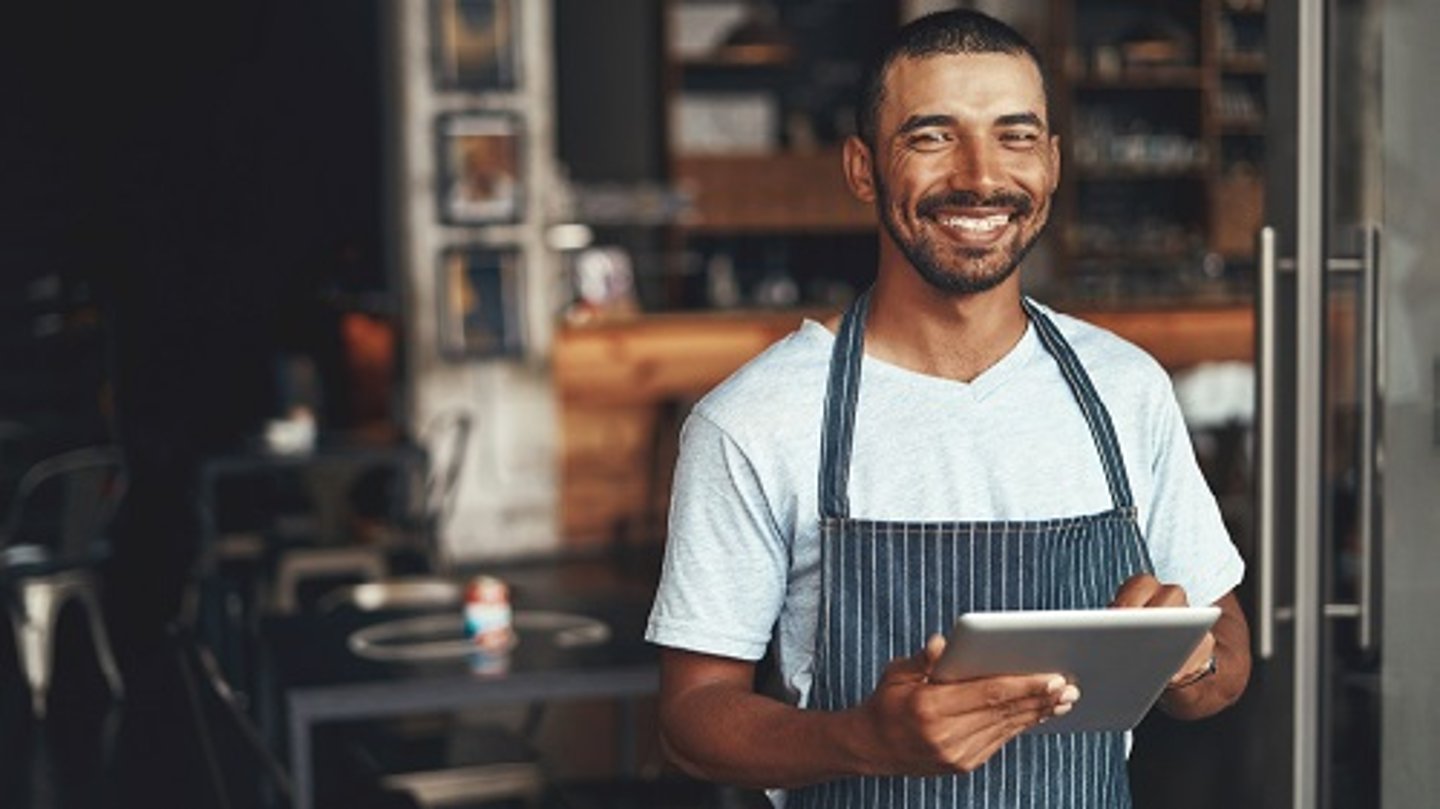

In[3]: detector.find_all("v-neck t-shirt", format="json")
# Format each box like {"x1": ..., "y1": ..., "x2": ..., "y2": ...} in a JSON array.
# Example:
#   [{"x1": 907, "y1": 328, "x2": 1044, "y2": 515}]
[{"x1": 646, "y1": 300, "x2": 1245, "y2": 709}]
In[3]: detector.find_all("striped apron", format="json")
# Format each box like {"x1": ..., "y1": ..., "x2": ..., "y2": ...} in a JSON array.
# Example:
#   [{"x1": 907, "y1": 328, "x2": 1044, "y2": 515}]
[{"x1": 788, "y1": 292, "x2": 1155, "y2": 809}]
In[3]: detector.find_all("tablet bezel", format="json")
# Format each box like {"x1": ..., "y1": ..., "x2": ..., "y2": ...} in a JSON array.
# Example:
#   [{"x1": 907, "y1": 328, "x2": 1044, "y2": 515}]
[{"x1": 929, "y1": 606, "x2": 1220, "y2": 734}]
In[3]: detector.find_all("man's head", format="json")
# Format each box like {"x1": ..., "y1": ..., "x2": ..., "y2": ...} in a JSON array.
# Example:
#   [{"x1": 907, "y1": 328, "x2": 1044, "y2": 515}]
[
  {"x1": 844, "y1": 10, "x2": 1059, "y2": 297},
  {"x1": 855, "y1": 11, "x2": 1052, "y2": 151}
]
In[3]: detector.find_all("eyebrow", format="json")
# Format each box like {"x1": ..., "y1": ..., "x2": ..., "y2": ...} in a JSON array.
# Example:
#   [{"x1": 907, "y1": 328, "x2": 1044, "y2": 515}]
[
  {"x1": 996, "y1": 112, "x2": 1046, "y2": 129},
  {"x1": 896, "y1": 111, "x2": 1047, "y2": 135}
]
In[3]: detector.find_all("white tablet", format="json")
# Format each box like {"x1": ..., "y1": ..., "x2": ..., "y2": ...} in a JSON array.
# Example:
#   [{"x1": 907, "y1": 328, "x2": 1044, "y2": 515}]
[{"x1": 929, "y1": 606, "x2": 1220, "y2": 734}]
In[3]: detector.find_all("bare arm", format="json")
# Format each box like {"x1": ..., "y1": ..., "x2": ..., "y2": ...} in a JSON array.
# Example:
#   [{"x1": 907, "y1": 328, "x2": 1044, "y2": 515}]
[
  {"x1": 657, "y1": 639, "x2": 1077, "y2": 790},
  {"x1": 1110, "y1": 575, "x2": 1252, "y2": 719}
]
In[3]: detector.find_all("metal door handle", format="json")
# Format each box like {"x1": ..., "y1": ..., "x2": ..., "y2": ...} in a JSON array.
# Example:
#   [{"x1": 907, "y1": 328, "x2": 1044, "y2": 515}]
[
  {"x1": 1355, "y1": 223, "x2": 1381, "y2": 651},
  {"x1": 1257, "y1": 226, "x2": 1279, "y2": 660},
  {"x1": 1255, "y1": 225, "x2": 1382, "y2": 659}
]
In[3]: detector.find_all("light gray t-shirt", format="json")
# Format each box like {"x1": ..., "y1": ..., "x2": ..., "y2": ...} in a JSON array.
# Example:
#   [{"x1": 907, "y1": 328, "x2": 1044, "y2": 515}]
[{"x1": 646, "y1": 302, "x2": 1245, "y2": 713}]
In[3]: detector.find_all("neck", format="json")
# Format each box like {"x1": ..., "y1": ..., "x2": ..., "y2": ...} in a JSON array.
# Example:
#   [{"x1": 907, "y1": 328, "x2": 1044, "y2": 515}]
[{"x1": 862, "y1": 265, "x2": 1029, "y2": 383}]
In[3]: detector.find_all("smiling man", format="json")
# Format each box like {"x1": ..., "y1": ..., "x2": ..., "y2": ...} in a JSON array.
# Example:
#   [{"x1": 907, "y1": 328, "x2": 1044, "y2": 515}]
[{"x1": 646, "y1": 10, "x2": 1251, "y2": 809}]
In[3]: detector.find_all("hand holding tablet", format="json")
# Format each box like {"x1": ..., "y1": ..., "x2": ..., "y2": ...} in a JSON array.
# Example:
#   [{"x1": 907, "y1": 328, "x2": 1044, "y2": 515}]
[{"x1": 929, "y1": 606, "x2": 1221, "y2": 734}]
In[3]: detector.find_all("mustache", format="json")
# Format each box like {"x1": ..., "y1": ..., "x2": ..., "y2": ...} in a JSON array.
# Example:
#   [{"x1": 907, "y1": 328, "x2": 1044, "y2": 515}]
[{"x1": 916, "y1": 190, "x2": 1034, "y2": 218}]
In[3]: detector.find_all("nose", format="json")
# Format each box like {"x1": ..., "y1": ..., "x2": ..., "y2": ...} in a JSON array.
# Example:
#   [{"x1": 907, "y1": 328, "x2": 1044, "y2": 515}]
[{"x1": 946, "y1": 137, "x2": 1004, "y2": 196}]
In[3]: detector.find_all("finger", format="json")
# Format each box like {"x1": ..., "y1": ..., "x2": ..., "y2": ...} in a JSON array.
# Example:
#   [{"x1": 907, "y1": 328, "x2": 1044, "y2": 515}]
[
  {"x1": 910, "y1": 635, "x2": 946, "y2": 676},
  {"x1": 913, "y1": 634, "x2": 947, "y2": 681},
  {"x1": 927, "y1": 673, "x2": 1069, "y2": 716},
  {"x1": 880, "y1": 649, "x2": 931, "y2": 684},
  {"x1": 1110, "y1": 573, "x2": 1161, "y2": 607},
  {"x1": 937, "y1": 689, "x2": 1075, "y2": 773},
  {"x1": 923, "y1": 633, "x2": 947, "y2": 667},
  {"x1": 1147, "y1": 582, "x2": 1190, "y2": 608}
]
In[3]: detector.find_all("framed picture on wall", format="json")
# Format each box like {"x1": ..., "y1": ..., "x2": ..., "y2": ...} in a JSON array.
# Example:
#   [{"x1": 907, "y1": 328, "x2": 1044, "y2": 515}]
[
  {"x1": 431, "y1": 0, "x2": 520, "y2": 91},
  {"x1": 438, "y1": 246, "x2": 524, "y2": 359},
  {"x1": 436, "y1": 112, "x2": 523, "y2": 225}
]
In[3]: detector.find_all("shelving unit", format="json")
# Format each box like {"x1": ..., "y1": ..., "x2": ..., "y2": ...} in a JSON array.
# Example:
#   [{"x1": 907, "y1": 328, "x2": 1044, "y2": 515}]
[
  {"x1": 1049, "y1": 0, "x2": 1266, "y2": 300},
  {"x1": 642, "y1": 0, "x2": 900, "y2": 311}
]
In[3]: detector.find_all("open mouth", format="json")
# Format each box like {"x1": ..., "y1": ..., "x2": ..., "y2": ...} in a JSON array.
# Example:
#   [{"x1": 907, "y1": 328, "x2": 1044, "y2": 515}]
[
  {"x1": 930, "y1": 210, "x2": 1017, "y2": 245},
  {"x1": 938, "y1": 213, "x2": 1011, "y2": 234}
]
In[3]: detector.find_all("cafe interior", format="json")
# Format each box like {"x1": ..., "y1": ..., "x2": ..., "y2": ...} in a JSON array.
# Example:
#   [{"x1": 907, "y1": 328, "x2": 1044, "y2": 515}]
[{"x1": 4, "y1": 0, "x2": 1437, "y2": 808}]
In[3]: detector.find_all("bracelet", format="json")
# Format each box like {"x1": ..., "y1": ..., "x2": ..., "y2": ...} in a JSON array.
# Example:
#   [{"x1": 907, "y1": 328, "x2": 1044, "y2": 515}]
[{"x1": 1168, "y1": 654, "x2": 1218, "y2": 690}]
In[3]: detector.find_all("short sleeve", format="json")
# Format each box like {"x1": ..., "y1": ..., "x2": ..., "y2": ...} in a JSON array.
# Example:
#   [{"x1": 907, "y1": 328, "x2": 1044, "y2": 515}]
[
  {"x1": 1141, "y1": 380, "x2": 1247, "y2": 608},
  {"x1": 646, "y1": 411, "x2": 790, "y2": 661}
]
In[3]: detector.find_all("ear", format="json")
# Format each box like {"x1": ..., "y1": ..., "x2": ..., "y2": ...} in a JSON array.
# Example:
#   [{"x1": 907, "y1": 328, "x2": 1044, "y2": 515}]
[
  {"x1": 1047, "y1": 133, "x2": 1062, "y2": 194},
  {"x1": 842, "y1": 135, "x2": 877, "y2": 204}
]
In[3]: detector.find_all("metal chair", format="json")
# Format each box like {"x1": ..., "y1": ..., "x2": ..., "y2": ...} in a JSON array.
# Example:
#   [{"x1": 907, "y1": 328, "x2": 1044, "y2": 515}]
[
  {"x1": 268, "y1": 409, "x2": 474, "y2": 615},
  {"x1": 0, "y1": 445, "x2": 127, "y2": 718},
  {"x1": 412, "y1": 407, "x2": 473, "y2": 573}
]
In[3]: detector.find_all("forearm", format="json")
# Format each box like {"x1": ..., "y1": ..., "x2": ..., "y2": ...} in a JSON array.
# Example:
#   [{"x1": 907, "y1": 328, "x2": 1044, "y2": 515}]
[{"x1": 659, "y1": 682, "x2": 875, "y2": 790}]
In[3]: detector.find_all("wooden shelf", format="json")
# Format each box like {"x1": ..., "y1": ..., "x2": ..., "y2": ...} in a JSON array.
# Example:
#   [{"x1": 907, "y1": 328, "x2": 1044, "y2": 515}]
[
  {"x1": 679, "y1": 44, "x2": 795, "y2": 70},
  {"x1": 1220, "y1": 55, "x2": 1267, "y2": 74},
  {"x1": 1055, "y1": 0, "x2": 1268, "y2": 296},
  {"x1": 672, "y1": 149, "x2": 875, "y2": 233}
]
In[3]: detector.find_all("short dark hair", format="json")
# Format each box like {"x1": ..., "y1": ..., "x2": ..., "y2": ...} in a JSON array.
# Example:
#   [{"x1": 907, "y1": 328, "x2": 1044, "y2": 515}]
[{"x1": 855, "y1": 9, "x2": 1051, "y2": 147}]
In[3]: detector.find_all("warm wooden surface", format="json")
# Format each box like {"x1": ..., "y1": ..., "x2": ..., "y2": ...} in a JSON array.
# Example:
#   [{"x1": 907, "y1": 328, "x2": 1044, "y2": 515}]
[
  {"x1": 554, "y1": 304, "x2": 1254, "y2": 546},
  {"x1": 554, "y1": 310, "x2": 818, "y2": 547},
  {"x1": 1078, "y1": 305, "x2": 1254, "y2": 370},
  {"x1": 673, "y1": 149, "x2": 875, "y2": 233},
  {"x1": 553, "y1": 310, "x2": 822, "y2": 406}
]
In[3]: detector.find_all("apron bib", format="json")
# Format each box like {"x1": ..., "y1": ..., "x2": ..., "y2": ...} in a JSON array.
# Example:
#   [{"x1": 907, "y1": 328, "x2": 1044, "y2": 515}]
[{"x1": 789, "y1": 292, "x2": 1154, "y2": 809}]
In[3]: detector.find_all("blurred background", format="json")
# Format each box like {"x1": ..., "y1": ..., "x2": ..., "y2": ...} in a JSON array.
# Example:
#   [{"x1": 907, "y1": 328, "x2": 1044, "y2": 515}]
[{"x1": 2, "y1": 1, "x2": 1435, "y2": 808}]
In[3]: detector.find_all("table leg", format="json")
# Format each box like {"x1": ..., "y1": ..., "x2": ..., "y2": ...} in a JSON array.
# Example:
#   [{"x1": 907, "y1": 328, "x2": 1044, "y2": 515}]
[
  {"x1": 618, "y1": 697, "x2": 637, "y2": 776},
  {"x1": 288, "y1": 706, "x2": 314, "y2": 809}
]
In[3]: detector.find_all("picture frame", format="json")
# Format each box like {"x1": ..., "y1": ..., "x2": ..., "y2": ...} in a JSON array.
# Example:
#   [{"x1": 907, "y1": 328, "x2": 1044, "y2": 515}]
[
  {"x1": 437, "y1": 246, "x2": 524, "y2": 359},
  {"x1": 436, "y1": 112, "x2": 523, "y2": 225},
  {"x1": 431, "y1": 0, "x2": 520, "y2": 91}
]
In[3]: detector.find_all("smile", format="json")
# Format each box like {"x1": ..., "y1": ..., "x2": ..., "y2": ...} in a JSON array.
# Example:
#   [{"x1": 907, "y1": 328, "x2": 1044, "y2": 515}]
[{"x1": 937, "y1": 214, "x2": 1012, "y2": 234}]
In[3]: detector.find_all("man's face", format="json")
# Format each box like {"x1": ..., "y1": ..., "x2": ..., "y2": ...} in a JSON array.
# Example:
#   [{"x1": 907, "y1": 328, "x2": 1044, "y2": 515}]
[{"x1": 863, "y1": 52, "x2": 1059, "y2": 296}]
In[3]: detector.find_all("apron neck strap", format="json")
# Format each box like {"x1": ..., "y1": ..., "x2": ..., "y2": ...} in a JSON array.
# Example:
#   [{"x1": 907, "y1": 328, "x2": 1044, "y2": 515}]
[
  {"x1": 818, "y1": 289, "x2": 871, "y2": 521},
  {"x1": 818, "y1": 292, "x2": 1136, "y2": 521}
]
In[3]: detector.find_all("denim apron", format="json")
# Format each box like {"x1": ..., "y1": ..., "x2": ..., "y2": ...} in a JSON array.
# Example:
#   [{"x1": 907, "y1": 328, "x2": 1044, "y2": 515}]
[{"x1": 788, "y1": 292, "x2": 1154, "y2": 809}]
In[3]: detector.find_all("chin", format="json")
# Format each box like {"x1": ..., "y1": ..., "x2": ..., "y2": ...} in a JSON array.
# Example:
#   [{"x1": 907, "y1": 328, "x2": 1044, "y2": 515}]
[{"x1": 910, "y1": 250, "x2": 1021, "y2": 296}]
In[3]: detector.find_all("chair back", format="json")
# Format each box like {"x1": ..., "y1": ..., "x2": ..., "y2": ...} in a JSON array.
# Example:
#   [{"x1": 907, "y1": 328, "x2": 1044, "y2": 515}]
[
  {"x1": 0, "y1": 445, "x2": 127, "y2": 566},
  {"x1": 421, "y1": 409, "x2": 472, "y2": 544}
]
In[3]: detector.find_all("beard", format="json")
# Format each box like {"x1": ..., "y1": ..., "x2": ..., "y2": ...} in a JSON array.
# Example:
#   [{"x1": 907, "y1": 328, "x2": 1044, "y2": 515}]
[{"x1": 874, "y1": 173, "x2": 1047, "y2": 296}]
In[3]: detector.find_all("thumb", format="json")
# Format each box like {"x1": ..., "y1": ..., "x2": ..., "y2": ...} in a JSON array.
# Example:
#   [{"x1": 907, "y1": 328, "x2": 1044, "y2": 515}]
[
  {"x1": 880, "y1": 636, "x2": 945, "y2": 684},
  {"x1": 921, "y1": 633, "x2": 947, "y2": 669}
]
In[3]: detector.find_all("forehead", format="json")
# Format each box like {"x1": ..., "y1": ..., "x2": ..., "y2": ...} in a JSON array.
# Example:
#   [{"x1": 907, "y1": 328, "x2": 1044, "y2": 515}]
[{"x1": 878, "y1": 52, "x2": 1048, "y2": 130}]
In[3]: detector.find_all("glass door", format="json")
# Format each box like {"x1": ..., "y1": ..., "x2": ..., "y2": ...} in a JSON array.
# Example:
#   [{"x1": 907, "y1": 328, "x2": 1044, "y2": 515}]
[{"x1": 1259, "y1": 1, "x2": 1440, "y2": 807}]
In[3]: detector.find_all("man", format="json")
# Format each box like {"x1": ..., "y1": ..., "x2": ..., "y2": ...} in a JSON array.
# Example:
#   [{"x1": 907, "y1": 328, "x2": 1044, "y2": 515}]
[{"x1": 646, "y1": 10, "x2": 1250, "y2": 808}]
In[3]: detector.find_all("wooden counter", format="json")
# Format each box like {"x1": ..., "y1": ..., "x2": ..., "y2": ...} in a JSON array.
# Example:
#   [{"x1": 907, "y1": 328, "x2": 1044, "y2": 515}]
[{"x1": 554, "y1": 303, "x2": 1253, "y2": 547}]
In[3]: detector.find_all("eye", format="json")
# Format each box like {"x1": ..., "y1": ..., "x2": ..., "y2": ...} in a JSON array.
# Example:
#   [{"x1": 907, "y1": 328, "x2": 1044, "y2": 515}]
[
  {"x1": 1000, "y1": 130, "x2": 1041, "y2": 149},
  {"x1": 905, "y1": 129, "x2": 953, "y2": 152}
]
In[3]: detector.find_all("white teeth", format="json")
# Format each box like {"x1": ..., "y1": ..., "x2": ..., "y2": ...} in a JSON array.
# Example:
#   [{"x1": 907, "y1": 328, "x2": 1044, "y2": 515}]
[{"x1": 938, "y1": 214, "x2": 1011, "y2": 233}]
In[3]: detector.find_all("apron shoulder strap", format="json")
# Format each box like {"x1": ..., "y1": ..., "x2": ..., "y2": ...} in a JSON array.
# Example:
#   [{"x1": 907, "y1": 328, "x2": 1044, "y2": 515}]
[
  {"x1": 1022, "y1": 298, "x2": 1137, "y2": 511},
  {"x1": 818, "y1": 290, "x2": 869, "y2": 520}
]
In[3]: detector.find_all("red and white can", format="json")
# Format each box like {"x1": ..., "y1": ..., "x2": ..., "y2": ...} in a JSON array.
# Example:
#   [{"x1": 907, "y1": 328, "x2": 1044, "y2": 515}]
[{"x1": 463, "y1": 575, "x2": 514, "y2": 652}]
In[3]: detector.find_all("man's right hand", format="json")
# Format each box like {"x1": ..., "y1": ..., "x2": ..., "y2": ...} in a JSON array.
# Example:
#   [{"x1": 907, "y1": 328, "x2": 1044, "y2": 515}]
[{"x1": 854, "y1": 634, "x2": 1078, "y2": 776}]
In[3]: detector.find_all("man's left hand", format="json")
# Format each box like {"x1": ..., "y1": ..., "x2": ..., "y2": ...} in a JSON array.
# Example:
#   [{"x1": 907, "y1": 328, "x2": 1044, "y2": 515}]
[
  {"x1": 1109, "y1": 573, "x2": 1214, "y2": 688},
  {"x1": 1109, "y1": 573, "x2": 1251, "y2": 719}
]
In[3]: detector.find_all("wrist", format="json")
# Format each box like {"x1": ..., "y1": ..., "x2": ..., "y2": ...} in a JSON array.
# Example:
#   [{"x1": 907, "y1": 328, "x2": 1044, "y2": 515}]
[
  {"x1": 1168, "y1": 653, "x2": 1218, "y2": 690},
  {"x1": 838, "y1": 703, "x2": 895, "y2": 778}
]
